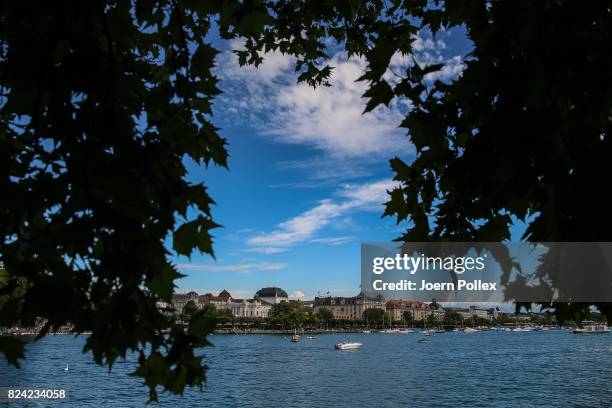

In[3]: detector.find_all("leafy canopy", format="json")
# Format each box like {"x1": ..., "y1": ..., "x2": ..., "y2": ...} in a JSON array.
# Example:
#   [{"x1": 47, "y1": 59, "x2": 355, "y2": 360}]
[{"x1": 2, "y1": 0, "x2": 611, "y2": 402}]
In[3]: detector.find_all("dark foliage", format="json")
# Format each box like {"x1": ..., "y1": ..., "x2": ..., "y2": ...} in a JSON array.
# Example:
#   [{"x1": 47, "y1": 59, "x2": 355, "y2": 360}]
[{"x1": 2, "y1": 0, "x2": 610, "y2": 402}]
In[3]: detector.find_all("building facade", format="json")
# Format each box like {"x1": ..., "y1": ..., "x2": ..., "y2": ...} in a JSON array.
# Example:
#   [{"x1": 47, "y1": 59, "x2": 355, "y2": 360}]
[
  {"x1": 386, "y1": 300, "x2": 432, "y2": 322},
  {"x1": 313, "y1": 293, "x2": 386, "y2": 320},
  {"x1": 172, "y1": 288, "x2": 282, "y2": 318}
]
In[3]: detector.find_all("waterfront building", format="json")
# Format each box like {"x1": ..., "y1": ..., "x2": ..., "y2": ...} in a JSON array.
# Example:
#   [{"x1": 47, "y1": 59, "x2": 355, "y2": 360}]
[
  {"x1": 386, "y1": 300, "x2": 431, "y2": 322},
  {"x1": 172, "y1": 291, "x2": 199, "y2": 312},
  {"x1": 255, "y1": 287, "x2": 289, "y2": 304},
  {"x1": 221, "y1": 298, "x2": 272, "y2": 318},
  {"x1": 429, "y1": 299, "x2": 445, "y2": 320},
  {"x1": 486, "y1": 307, "x2": 500, "y2": 320},
  {"x1": 171, "y1": 289, "x2": 273, "y2": 318},
  {"x1": 469, "y1": 305, "x2": 490, "y2": 320},
  {"x1": 313, "y1": 293, "x2": 386, "y2": 320},
  {"x1": 445, "y1": 305, "x2": 493, "y2": 321}
]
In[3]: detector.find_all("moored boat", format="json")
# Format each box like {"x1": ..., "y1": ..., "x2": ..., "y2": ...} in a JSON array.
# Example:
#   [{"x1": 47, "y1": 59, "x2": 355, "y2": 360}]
[
  {"x1": 512, "y1": 327, "x2": 532, "y2": 332},
  {"x1": 573, "y1": 321, "x2": 610, "y2": 334},
  {"x1": 291, "y1": 329, "x2": 301, "y2": 342}
]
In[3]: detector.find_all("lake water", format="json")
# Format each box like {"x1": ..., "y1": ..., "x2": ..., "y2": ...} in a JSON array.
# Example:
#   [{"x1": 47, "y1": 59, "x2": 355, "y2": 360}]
[{"x1": 1, "y1": 330, "x2": 611, "y2": 407}]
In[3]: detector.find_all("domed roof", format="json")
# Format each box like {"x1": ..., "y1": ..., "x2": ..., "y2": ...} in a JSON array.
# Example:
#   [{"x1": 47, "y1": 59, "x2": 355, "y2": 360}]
[{"x1": 255, "y1": 287, "x2": 288, "y2": 298}]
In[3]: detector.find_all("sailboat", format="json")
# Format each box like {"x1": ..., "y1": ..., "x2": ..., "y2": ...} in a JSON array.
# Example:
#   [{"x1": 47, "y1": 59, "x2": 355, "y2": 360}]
[{"x1": 291, "y1": 329, "x2": 300, "y2": 342}]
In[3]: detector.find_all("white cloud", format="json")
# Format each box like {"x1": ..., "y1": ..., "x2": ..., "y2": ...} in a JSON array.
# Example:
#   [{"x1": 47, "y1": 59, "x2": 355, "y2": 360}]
[
  {"x1": 290, "y1": 290, "x2": 306, "y2": 299},
  {"x1": 311, "y1": 236, "x2": 353, "y2": 245},
  {"x1": 215, "y1": 43, "x2": 410, "y2": 159},
  {"x1": 246, "y1": 179, "x2": 397, "y2": 252},
  {"x1": 177, "y1": 262, "x2": 287, "y2": 274},
  {"x1": 213, "y1": 33, "x2": 463, "y2": 191},
  {"x1": 215, "y1": 34, "x2": 463, "y2": 162}
]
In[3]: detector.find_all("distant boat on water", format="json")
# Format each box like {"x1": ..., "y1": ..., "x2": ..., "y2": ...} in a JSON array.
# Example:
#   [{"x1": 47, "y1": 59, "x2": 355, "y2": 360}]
[
  {"x1": 512, "y1": 327, "x2": 532, "y2": 332},
  {"x1": 382, "y1": 328, "x2": 400, "y2": 333},
  {"x1": 573, "y1": 321, "x2": 610, "y2": 334},
  {"x1": 291, "y1": 329, "x2": 301, "y2": 342},
  {"x1": 335, "y1": 342, "x2": 362, "y2": 350}
]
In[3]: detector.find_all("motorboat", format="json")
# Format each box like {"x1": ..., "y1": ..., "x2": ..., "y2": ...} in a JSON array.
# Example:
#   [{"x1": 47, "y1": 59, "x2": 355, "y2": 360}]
[
  {"x1": 573, "y1": 321, "x2": 610, "y2": 334},
  {"x1": 381, "y1": 328, "x2": 400, "y2": 333},
  {"x1": 335, "y1": 342, "x2": 363, "y2": 350},
  {"x1": 463, "y1": 327, "x2": 479, "y2": 333}
]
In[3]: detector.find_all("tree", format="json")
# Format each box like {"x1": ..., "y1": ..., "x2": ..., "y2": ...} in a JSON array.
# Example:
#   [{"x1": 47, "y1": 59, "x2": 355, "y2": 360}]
[
  {"x1": 181, "y1": 300, "x2": 200, "y2": 321},
  {"x1": 444, "y1": 311, "x2": 463, "y2": 326},
  {"x1": 269, "y1": 301, "x2": 307, "y2": 328},
  {"x1": 402, "y1": 310, "x2": 414, "y2": 325},
  {"x1": 236, "y1": 1, "x2": 612, "y2": 323},
  {"x1": 362, "y1": 308, "x2": 388, "y2": 325},
  {"x1": 0, "y1": 1, "x2": 275, "y2": 401},
  {"x1": 425, "y1": 313, "x2": 438, "y2": 327},
  {"x1": 3, "y1": 0, "x2": 612, "y2": 401},
  {"x1": 314, "y1": 307, "x2": 334, "y2": 324}
]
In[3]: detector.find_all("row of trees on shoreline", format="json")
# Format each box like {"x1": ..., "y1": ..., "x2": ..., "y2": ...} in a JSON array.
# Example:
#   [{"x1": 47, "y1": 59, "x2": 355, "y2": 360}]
[{"x1": 179, "y1": 300, "x2": 600, "y2": 330}]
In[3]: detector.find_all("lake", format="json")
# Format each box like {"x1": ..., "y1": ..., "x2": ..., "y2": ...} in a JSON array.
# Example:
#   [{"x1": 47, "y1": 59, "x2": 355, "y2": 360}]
[{"x1": 1, "y1": 330, "x2": 611, "y2": 407}]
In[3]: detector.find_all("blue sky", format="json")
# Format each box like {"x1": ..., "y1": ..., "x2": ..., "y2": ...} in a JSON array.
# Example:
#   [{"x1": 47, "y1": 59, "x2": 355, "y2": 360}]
[{"x1": 169, "y1": 28, "x2": 477, "y2": 300}]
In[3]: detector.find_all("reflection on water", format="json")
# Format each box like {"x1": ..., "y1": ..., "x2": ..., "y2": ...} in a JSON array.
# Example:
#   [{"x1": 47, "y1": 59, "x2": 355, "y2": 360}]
[{"x1": 1, "y1": 331, "x2": 611, "y2": 407}]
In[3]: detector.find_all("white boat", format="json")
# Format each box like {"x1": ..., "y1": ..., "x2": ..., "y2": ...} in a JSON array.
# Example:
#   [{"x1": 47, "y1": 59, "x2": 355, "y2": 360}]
[
  {"x1": 306, "y1": 335, "x2": 316, "y2": 339},
  {"x1": 398, "y1": 329, "x2": 414, "y2": 334},
  {"x1": 291, "y1": 329, "x2": 300, "y2": 342},
  {"x1": 573, "y1": 321, "x2": 610, "y2": 334},
  {"x1": 463, "y1": 327, "x2": 479, "y2": 333},
  {"x1": 512, "y1": 327, "x2": 532, "y2": 332},
  {"x1": 382, "y1": 328, "x2": 400, "y2": 333},
  {"x1": 362, "y1": 330, "x2": 371, "y2": 334},
  {"x1": 335, "y1": 342, "x2": 363, "y2": 350}
]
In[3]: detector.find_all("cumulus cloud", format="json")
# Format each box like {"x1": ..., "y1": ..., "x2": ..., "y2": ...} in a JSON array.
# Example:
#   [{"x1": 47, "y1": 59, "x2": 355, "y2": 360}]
[
  {"x1": 216, "y1": 46, "x2": 409, "y2": 159},
  {"x1": 290, "y1": 290, "x2": 306, "y2": 299},
  {"x1": 214, "y1": 33, "x2": 463, "y2": 163},
  {"x1": 246, "y1": 179, "x2": 397, "y2": 252}
]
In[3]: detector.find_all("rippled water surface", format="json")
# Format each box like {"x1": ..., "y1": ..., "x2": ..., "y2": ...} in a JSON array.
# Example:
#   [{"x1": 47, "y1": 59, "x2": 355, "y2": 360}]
[{"x1": 1, "y1": 330, "x2": 611, "y2": 407}]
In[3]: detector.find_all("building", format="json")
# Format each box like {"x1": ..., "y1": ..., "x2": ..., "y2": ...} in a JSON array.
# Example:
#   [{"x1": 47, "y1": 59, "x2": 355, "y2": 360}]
[
  {"x1": 221, "y1": 298, "x2": 272, "y2": 318},
  {"x1": 445, "y1": 305, "x2": 492, "y2": 321},
  {"x1": 171, "y1": 290, "x2": 273, "y2": 318},
  {"x1": 255, "y1": 287, "x2": 289, "y2": 304},
  {"x1": 386, "y1": 300, "x2": 431, "y2": 322},
  {"x1": 486, "y1": 307, "x2": 500, "y2": 320},
  {"x1": 313, "y1": 293, "x2": 386, "y2": 320},
  {"x1": 429, "y1": 299, "x2": 445, "y2": 320},
  {"x1": 172, "y1": 291, "x2": 199, "y2": 312}
]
